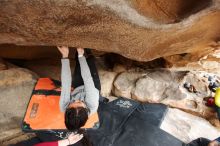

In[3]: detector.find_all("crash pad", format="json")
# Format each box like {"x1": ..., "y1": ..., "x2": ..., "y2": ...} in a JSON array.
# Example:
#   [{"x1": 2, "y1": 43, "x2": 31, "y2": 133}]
[
  {"x1": 22, "y1": 78, "x2": 99, "y2": 131},
  {"x1": 87, "y1": 98, "x2": 183, "y2": 146},
  {"x1": 22, "y1": 78, "x2": 183, "y2": 146},
  {"x1": 31, "y1": 98, "x2": 183, "y2": 146}
]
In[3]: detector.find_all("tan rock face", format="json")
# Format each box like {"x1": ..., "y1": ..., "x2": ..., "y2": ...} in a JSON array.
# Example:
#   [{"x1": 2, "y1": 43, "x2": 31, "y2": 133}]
[
  {"x1": 0, "y1": 68, "x2": 38, "y2": 88},
  {"x1": 161, "y1": 108, "x2": 220, "y2": 143},
  {"x1": 113, "y1": 72, "x2": 143, "y2": 99},
  {"x1": 99, "y1": 70, "x2": 117, "y2": 97},
  {"x1": 112, "y1": 69, "x2": 217, "y2": 119},
  {"x1": 0, "y1": 58, "x2": 7, "y2": 70},
  {"x1": 0, "y1": 0, "x2": 219, "y2": 62},
  {"x1": 164, "y1": 45, "x2": 220, "y2": 74},
  {"x1": 0, "y1": 67, "x2": 38, "y2": 142},
  {"x1": 132, "y1": 0, "x2": 212, "y2": 23},
  {"x1": 0, "y1": 57, "x2": 219, "y2": 142}
]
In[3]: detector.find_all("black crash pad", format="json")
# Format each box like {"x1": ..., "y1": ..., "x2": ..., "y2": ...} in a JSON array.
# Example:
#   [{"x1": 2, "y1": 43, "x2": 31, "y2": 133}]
[
  {"x1": 29, "y1": 98, "x2": 183, "y2": 146},
  {"x1": 87, "y1": 98, "x2": 183, "y2": 146}
]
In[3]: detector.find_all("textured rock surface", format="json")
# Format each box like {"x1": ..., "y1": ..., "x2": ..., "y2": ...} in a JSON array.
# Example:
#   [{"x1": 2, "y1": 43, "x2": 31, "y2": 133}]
[
  {"x1": 0, "y1": 58, "x2": 7, "y2": 70},
  {"x1": 1, "y1": 131, "x2": 35, "y2": 146},
  {"x1": 16, "y1": 57, "x2": 117, "y2": 98},
  {"x1": 0, "y1": 67, "x2": 38, "y2": 142},
  {"x1": 99, "y1": 70, "x2": 117, "y2": 97},
  {"x1": 0, "y1": 58, "x2": 219, "y2": 144},
  {"x1": 0, "y1": 0, "x2": 219, "y2": 62},
  {"x1": 113, "y1": 72, "x2": 143, "y2": 99},
  {"x1": 132, "y1": 0, "x2": 212, "y2": 23},
  {"x1": 113, "y1": 69, "x2": 218, "y2": 119},
  {"x1": 164, "y1": 46, "x2": 220, "y2": 74},
  {"x1": 21, "y1": 59, "x2": 76, "y2": 81},
  {"x1": 161, "y1": 108, "x2": 220, "y2": 143}
]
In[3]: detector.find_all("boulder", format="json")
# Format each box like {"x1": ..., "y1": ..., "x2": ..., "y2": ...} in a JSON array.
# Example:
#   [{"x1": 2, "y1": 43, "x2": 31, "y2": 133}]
[
  {"x1": 113, "y1": 69, "x2": 217, "y2": 118},
  {"x1": 0, "y1": 67, "x2": 38, "y2": 142},
  {"x1": 131, "y1": 69, "x2": 189, "y2": 103},
  {"x1": 20, "y1": 59, "x2": 76, "y2": 81},
  {"x1": 0, "y1": 0, "x2": 219, "y2": 62},
  {"x1": 164, "y1": 47, "x2": 220, "y2": 74},
  {"x1": 113, "y1": 72, "x2": 143, "y2": 99},
  {"x1": 161, "y1": 108, "x2": 220, "y2": 143},
  {"x1": 132, "y1": 76, "x2": 170, "y2": 102},
  {"x1": 99, "y1": 70, "x2": 117, "y2": 97},
  {"x1": 159, "y1": 71, "x2": 216, "y2": 118}
]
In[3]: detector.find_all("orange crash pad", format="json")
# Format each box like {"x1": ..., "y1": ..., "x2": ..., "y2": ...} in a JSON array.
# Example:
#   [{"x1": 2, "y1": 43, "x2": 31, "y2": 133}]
[{"x1": 22, "y1": 78, "x2": 99, "y2": 131}]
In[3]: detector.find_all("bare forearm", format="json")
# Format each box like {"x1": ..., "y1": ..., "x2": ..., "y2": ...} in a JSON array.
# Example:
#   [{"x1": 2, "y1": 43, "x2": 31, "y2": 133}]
[{"x1": 58, "y1": 139, "x2": 69, "y2": 146}]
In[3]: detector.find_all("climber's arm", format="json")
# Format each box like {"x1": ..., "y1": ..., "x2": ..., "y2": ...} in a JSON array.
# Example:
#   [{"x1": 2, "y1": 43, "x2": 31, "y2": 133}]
[{"x1": 57, "y1": 46, "x2": 72, "y2": 112}]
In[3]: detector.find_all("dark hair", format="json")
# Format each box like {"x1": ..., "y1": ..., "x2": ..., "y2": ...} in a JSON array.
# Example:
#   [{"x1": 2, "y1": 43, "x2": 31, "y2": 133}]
[{"x1": 65, "y1": 107, "x2": 88, "y2": 131}]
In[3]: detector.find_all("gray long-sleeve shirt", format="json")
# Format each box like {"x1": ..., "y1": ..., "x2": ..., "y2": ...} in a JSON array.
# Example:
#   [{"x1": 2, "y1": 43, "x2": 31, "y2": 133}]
[{"x1": 60, "y1": 56, "x2": 99, "y2": 115}]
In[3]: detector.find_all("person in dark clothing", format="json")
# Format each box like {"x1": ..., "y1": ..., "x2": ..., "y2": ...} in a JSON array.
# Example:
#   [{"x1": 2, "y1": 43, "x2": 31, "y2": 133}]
[
  {"x1": 58, "y1": 47, "x2": 101, "y2": 131},
  {"x1": 186, "y1": 138, "x2": 211, "y2": 146},
  {"x1": 186, "y1": 137, "x2": 220, "y2": 146}
]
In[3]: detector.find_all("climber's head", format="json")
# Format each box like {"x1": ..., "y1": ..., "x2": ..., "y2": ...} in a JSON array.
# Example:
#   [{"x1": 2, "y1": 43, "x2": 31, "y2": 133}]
[{"x1": 65, "y1": 101, "x2": 88, "y2": 131}]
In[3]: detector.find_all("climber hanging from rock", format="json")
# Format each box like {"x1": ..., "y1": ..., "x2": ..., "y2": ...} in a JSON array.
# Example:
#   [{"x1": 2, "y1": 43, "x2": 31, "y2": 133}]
[
  {"x1": 20, "y1": 47, "x2": 106, "y2": 146},
  {"x1": 58, "y1": 46, "x2": 102, "y2": 129}
]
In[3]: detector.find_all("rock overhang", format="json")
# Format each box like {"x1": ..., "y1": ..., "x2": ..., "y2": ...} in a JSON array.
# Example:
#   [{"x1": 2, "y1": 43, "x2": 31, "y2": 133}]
[{"x1": 0, "y1": 0, "x2": 219, "y2": 62}]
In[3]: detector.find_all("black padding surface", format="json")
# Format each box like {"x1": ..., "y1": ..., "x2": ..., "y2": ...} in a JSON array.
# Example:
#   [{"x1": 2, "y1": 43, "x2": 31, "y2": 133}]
[
  {"x1": 87, "y1": 98, "x2": 183, "y2": 146},
  {"x1": 26, "y1": 98, "x2": 184, "y2": 146}
]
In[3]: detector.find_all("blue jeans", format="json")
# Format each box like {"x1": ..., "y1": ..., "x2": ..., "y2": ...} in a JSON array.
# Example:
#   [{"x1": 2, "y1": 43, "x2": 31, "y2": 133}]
[{"x1": 72, "y1": 48, "x2": 101, "y2": 91}]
